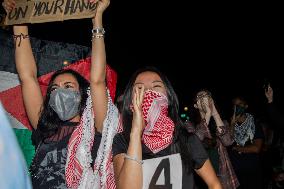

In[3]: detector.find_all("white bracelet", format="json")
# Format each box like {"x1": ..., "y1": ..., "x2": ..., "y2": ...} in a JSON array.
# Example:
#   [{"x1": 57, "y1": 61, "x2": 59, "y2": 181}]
[
  {"x1": 92, "y1": 27, "x2": 105, "y2": 35},
  {"x1": 124, "y1": 154, "x2": 143, "y2": 165}
]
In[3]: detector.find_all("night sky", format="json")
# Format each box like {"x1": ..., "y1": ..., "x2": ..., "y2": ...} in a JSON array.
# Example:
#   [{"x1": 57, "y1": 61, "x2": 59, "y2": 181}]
[{"x1": 3, "y1": 1, "x2": 284, "y2": 118}]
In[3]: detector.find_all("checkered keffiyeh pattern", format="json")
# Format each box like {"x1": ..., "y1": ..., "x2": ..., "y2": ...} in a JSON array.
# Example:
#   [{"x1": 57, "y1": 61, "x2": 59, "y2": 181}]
[{"x1": 141, "y1": 90, "x2": 175, "y2": 154}]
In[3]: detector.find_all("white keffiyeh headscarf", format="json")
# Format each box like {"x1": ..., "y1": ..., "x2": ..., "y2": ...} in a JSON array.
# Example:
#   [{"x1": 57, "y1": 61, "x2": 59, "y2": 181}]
[{"x1": 65, "y1": 88, "x2": 119, "y2": 189}]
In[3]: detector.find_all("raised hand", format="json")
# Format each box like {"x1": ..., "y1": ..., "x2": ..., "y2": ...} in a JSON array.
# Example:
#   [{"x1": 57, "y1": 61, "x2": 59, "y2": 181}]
[
  {"x1": 2, "y1": 0, "x2": 15, "y2": 13},
  {"x1": 93, "y1": 0, "x2": 110, "y2": 15},
  {"x1": 92, "y1": 0, "x2": 110, "y2": 27},
  {"x1": 230, "y1": 105, "x2": 242, "y2": 126},
  {"x1": 210, "y1": 98, "x2": 219, "y2": 117},
  {"x1": 197, "y1": 96, "x2": 212, "y2": 117},
  {"x1": 131, "y1": 85, "x2": 145, "y2": 135}
]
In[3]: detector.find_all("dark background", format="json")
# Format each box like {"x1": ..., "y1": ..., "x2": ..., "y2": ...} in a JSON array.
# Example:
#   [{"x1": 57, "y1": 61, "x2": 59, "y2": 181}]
[{"x1": 2, "y1": 1, "x2": 283, "y2": 119}]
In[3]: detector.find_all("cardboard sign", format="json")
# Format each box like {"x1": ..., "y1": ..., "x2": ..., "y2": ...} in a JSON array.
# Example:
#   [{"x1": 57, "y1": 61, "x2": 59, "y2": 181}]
[
  {"x1": 5, "y1": 0, "x2": 97, "y2": 25},
  {"x1": 142, "y1": 153, "x2": 182, "y2": 189}
]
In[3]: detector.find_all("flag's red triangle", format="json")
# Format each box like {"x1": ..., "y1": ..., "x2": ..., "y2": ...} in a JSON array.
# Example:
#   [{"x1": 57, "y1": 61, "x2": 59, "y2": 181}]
[{"x1": 0, "y1": 57, "x2": 117, "y2": 130}]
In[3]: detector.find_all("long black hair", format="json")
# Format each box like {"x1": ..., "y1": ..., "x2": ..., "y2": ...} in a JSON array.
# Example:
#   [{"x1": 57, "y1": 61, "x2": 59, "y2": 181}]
[
  {"x1": 36, "y1": 69, "x2": 89, "y2": 141},
  {"x1": 121, "y1": 66, "x2": 193, "y2": 173}
]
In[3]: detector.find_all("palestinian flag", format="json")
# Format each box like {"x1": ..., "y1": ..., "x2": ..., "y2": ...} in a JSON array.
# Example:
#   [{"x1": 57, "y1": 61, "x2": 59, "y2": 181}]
[{"x1": 0, "y1": 29, "x2": 117, "y2": 166}]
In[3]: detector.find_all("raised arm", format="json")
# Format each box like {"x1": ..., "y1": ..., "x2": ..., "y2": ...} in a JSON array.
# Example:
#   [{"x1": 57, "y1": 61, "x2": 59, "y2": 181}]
[
  {"x1": 198, "y1": 96, "x2": 212, "y2": 126},
  {"x1": 194, "y1": 95, "x2": 212, "y2": 140},
  {"x1": 211, "y1": 100, "x2": 234, "y2": 146},
  {"x1": 3, "y1": 0, "x2": 43, "y2": 129},
  {"x1": 13, "y1": 25, "x2": 43, "y2": 129},
  {"x1": 90, "y1": 0, "x2": 110, "y2": 132},
  {"x1": 113, "y1": 86, "x2": 145, "y2": 189}
]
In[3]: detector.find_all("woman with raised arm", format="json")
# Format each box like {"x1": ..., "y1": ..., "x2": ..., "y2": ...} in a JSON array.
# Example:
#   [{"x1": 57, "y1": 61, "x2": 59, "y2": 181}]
[
  {"x1": 112, "y1": 67, "x2": 222, "y2": 189},
  {"x1": 2, "y1": 0, "x2": 118, "y2": 188}
]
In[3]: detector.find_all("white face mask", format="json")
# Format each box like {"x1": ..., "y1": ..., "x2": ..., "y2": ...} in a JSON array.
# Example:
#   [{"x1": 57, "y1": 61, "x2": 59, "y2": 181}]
[{"x1": 48, "y1": 88, "x2": 81, "y2": 121}]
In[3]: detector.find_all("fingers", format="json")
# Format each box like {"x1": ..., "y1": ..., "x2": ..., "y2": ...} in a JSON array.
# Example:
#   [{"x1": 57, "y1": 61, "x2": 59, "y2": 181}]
[
  {"x1": 9, "y1": 0, "x2": 16, "y2": 7},
  {"x1": 2, "y1": 0, "x2": 16, "y2": 13},
  {"x1": 94, "y1": 0, "x2": 110, "y2": 10},
  {"x1": 135, "y1": 86, "x2": 140, "y2": 108},
  {"x1": 132, "y1": 87, "x2": 139, "y2": 111},
  {"x1": 138, "y1": 85, "x2": 145, "y2": 106},
  {"x1": 201, "y1": 101, "x2": 208, "y2": 114},
  {"x1": 197, "y1": 98, "x2": 206, "y2": 111},
  {"x1": 202, "y1": 97, "x2": 210, "y2": 108},
  {"x1": 203, "y1": 97, "x2": 210, "y2": 106},
  {"x1": 196, "y1": 99, "x2": 202, "y2": 110},
  {"x1": 132, "y1": 85, "x2": 145, "y2": 113},
  {"x1": 134, "y1": 87, "x2": 140, "y2": 108},
  {"x1": 209, "y1": 97, "x2": 214, "y2": 106},
  {"x1": 101, "y1": 0, "x2": 110, "y2": 6}
]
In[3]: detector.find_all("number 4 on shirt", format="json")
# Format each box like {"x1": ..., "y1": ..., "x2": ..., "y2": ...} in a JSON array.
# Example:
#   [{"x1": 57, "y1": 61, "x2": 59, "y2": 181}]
[
  {"x1": 149, "y1": 158, "x2": 172, "y2": 189},
  {"x1": 142, "y1": 154, "x2": 183, "y2": 189}
]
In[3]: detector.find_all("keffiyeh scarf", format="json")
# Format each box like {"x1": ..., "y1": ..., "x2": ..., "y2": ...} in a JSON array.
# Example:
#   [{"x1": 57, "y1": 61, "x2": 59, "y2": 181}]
[
  {"x1": 234, "y1": 113, "x2": 255, "y2": 146},
  {"x1": 141, "y1": 90, "x2": 175, "y2": 154},
  {"x1": 65, "y1": 88, "x2": 119, "y2": 189}
]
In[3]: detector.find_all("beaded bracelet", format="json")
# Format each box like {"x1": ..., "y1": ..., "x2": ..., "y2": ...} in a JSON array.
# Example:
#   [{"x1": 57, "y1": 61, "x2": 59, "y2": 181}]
[
  {"x1": 124, "y1": 154, "x2": 144, "y2": 165},
  {"x1": 92, "y1": 34, "x2": 104, "y2": 39}
]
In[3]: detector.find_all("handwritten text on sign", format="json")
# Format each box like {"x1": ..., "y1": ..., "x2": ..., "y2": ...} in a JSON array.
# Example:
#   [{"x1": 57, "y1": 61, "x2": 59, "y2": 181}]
[
  {"x1": 142, "y1": 153, "x2": 182, "y2": 189},
  {"x1": 5, "y1": 0, "x2": 97, "y2": 25}
]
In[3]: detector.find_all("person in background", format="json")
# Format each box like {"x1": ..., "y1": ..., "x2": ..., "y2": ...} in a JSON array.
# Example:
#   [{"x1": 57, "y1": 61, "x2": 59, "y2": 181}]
[
  {"x1": 265, "y1": 84, "x2": 284, "y2": 135},
  {"x1": 265, "y1": 84, "x2": 284, "y2": 188},
  {"x1": 0, "y1": 103, "x2": 32, "y2": 189},
  {"x1": 193, "y1": 90, "x2": 239, "y2": 189},
  {"x1": 228, "y1": 96, "x2": 264, "y2": 189}
]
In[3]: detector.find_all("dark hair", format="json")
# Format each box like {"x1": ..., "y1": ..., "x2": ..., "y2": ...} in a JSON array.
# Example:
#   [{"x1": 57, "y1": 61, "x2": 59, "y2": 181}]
[
  {"x1": 36, "y1": 69, "x2": 89, "y2": 140},
  {"x1": 115, "y1": 94, "x2": 124, "y2": 113},
  {"x1": 121, "y1": 66, "x2": 193, "y2": 173},
  {"x1": 232, "y1": 96, "x2": 248, "y2": 105}
]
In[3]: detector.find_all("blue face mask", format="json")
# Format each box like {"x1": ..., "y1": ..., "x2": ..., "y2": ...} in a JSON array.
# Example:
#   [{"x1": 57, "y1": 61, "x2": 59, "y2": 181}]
[
  {"x1": 48, "y1": 88, "x2": 81, "y2": 121},
  {"x1": 235, "y1": 105, "x2": 246, "y2": 116}
]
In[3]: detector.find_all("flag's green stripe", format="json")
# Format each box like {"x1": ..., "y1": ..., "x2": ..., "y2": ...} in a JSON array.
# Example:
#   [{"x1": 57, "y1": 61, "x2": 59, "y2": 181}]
[{"x1": 13, "y1": 129, "x2": 35, "y2": 167}]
